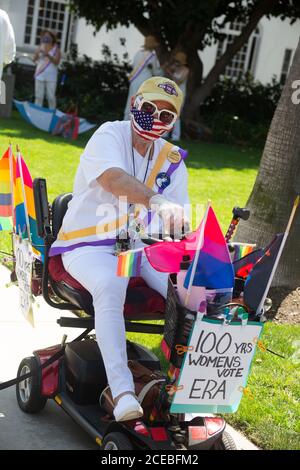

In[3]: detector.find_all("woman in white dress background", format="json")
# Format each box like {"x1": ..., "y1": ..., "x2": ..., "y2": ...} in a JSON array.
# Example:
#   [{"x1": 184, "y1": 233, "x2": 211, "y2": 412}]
[{"x1": 33, "y1": 30, "x2": 61, "y2": 109}]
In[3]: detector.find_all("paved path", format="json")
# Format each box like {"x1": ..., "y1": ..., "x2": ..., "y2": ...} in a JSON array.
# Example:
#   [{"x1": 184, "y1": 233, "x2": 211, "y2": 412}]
[{"x1": 0, "y1": 264, "x2": 258, "y2": 450}]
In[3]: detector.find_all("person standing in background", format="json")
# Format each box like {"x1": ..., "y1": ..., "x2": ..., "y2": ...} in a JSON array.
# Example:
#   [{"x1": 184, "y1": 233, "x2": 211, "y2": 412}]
[
  {"x1": 165, "y1": 52, "x2": 189, "y2": 141},
  {"x1": 33, "y1": 30, "x2": 61, "y2": 109},
  {"x1": 123, "y1": 35, "x2": 162, "y2": 120},
  {"x1": 0, "y1": 8, "x2": 16, "y2": 98}
]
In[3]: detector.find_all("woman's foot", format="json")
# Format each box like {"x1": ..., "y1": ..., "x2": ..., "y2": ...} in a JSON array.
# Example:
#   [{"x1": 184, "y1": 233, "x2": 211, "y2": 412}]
[{"x1": 113, "y1": 393, "x2": 143, "y2": 422}]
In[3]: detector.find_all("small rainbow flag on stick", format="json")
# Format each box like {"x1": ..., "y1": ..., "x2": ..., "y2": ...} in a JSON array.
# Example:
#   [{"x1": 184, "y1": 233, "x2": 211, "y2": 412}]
[
  {"x1": 117, "y1": 249, "x2": 143, "y2": 277},
  {"x1": 232, "y1": 243, "x2": 256, "y2": 262}
]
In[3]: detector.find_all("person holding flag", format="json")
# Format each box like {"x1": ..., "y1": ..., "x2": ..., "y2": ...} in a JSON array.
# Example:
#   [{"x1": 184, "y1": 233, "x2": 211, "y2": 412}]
[{"x1": 49, "y1": 76, "x2": 190, "y2": 422}]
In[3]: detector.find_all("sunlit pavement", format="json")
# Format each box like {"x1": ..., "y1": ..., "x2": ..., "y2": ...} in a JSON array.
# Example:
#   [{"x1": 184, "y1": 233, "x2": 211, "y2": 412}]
[{"x1": 0, "y1": 264, "x2": 258, "y2": 450}]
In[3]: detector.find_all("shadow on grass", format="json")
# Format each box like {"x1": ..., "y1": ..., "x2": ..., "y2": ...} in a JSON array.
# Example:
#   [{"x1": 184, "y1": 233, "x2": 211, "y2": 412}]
[
  {"x1": 181, "y1": 139, "x2": 262, "y2": 171},
  {"x1": 1, "y1": 112, "x2": 263, "y2": 171}
]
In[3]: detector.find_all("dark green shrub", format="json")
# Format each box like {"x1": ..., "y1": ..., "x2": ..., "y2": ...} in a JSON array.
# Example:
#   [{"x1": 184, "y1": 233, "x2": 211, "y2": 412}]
[{"x1": 201, "y1": 75, "x2": 282, "y2": 145}]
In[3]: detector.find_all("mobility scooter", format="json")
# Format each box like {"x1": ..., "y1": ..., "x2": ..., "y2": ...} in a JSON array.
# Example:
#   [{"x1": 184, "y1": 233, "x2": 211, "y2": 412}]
[{"x1": 15, "y1": 178, "x2": 251, "y2": 450}]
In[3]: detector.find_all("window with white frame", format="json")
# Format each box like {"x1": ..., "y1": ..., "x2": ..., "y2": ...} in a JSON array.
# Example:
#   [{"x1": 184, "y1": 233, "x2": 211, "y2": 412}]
[
  {"x1": 280, "y1": 49, "x2": 293, "y2": 84},
  {"x1": 24, "y1": 0, "x2": 74, "y2": 52},
  {"x1": 216, "y1": 21, "x2": 261, "y2": 79}
]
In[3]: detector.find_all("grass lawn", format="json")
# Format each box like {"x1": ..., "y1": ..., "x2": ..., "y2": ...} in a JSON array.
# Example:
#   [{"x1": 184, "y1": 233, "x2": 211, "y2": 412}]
[{"x1": 1, "y1": 112, "x2": 299, "y2": 450}]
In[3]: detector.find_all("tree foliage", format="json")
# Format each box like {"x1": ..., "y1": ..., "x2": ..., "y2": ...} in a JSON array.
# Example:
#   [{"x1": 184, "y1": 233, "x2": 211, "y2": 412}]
[
  {"x1": 70, "y1": 0, "x2": 300, "y2": 54},
  {"x1": 70, "y1": 1, "x2": 300, "y2": 121}
]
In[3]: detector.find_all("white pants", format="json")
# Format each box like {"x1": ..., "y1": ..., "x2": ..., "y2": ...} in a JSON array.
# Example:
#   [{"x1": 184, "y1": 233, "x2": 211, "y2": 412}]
[
  {"x1": 62, "y1": 245, "x2": 168, "y2": 400},
  {"x1": 35, "y1": 79, "x2": 57, "y2": 109}
]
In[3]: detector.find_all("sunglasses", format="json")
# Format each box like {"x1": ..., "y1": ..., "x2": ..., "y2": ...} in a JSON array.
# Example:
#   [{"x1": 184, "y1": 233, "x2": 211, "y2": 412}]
[{"x1": 137, "y1": 98, "x2": 177, "y2": 126}]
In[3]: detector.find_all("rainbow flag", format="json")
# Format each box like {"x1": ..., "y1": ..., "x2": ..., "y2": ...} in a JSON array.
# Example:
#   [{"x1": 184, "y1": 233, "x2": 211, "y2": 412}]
[
  {"x1": 13, "y1": 153, "x2": 44, "y2": 259},
  {"x1": 232, "y1": 243, "x2": 255, "y2": 262},
  {"x1": 0, "y1": 148, "x2": 13, "y2": 231},
  {"x1": 117, "y1": 250, "x2": 142, "y2": 277},
  {"x1": 13, "y1": 154, "x2": 28, "y2": 237},
  {"x1": 184, "y1": 207, "x2": 234, "y2": 289}
]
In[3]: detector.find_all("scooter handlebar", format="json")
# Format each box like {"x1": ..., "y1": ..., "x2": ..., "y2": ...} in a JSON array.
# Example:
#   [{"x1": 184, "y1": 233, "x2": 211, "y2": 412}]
[
  {"x1": 140, "y1": 233, "x2": 184, "y2": 245},
  {"x1": 232, "y1": 207, "x2": 250, "y2": 220}
]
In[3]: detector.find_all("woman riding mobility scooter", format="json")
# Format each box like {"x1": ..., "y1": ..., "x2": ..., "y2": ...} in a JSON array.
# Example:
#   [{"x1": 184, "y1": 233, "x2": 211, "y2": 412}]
[{"x1": 15, "y1": 178, "x2": 257, "y2": 450}]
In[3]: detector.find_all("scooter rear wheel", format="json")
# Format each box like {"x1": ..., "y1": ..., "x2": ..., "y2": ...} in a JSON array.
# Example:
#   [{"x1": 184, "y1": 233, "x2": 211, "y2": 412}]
[
  {"x1": 212, "y1": 431, "x2": 237, "y2": 450},
  {"x1": 16, "y1": 357, "x2": 47, "y2": 413},
  {"x1": 102, "y1": 432, "x2": 133, "y2": 450}
]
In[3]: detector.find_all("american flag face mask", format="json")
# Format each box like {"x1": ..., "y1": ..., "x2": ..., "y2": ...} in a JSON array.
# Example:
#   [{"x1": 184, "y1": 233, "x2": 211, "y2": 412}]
[{"x1": 131, "y1": 96, "x2": 176, "y2": 141}]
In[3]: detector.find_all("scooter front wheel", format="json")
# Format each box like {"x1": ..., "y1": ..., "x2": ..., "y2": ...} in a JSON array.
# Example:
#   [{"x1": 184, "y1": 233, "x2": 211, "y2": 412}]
[
  {"x1": 102, "y1": 432, "x2": 133, "y2": 450},
  {"x1": 16, "y1": 357, "x2": 47, "y2": 413}
]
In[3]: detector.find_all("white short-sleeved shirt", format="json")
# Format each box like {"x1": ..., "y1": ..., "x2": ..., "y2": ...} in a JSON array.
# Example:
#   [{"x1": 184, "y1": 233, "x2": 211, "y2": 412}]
[
  {"x1": 50, "y1": 120, "x2": 189, "y2": 255},
  {"x1": 35, "y1": 45, "x2": 58, "y2": 82}
]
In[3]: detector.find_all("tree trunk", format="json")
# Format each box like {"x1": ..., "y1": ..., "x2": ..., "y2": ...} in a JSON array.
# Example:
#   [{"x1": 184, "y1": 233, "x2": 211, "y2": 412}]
[
  {"x1": 184, "y1": 0, "x2": 277, "y2": 120},
  {"x1": 235, "y1": 38, "x2": 300, "y2": 288},
  {"x1": 182, "y1": 49, "x2": 204, "y2": 123}
]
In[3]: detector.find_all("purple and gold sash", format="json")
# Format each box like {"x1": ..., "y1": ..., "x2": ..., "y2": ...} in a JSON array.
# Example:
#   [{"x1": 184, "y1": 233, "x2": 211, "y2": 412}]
[
  {"x1": 128, "y1": 51, "x2": 155, "y2": 83},
  {"x1": 34, "y1": 46, "x2": 57, "y2": 79}
]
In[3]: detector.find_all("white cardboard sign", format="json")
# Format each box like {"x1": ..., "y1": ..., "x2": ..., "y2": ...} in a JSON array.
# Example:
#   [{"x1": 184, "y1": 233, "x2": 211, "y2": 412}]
[
  {"x1": 14, "y1": 236, "x2": 34, "y2": 326},
  {"x1": 170, "y1": 316, "x2": 263, "y2": 414}
]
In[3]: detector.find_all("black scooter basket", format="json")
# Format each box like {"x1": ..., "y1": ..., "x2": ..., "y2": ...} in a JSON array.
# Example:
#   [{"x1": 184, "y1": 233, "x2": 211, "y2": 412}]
[{"x1": 163, "y1": 279, "x2": 197, "y2": 369}]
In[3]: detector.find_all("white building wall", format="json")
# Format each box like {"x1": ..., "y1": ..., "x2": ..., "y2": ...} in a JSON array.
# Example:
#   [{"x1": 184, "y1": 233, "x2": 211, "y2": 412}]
[
  {"x1": 0, "y1": 0, "x2": 27, "y2": 49},
  {"x1": 199, "y1": 42, "x2": 218, "y2": 78},
  {"x1": 254, "y1": 17, "x2": 300, "y2": 83},
  {"x1": 75, "y1": 19, "x2": 144, "y2": 62}
]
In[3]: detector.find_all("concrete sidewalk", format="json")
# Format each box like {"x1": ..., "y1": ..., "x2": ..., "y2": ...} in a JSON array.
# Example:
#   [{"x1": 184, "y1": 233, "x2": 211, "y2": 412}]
[{"x1": 0, "y1": 264, "x2": 258, "y2": 450}]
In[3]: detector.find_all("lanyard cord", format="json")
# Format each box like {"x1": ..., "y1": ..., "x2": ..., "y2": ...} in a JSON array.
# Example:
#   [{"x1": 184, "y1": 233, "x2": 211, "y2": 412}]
[
  {"x1": 128, "y1": 139, "x2": 153, "y2": 231},
  {"x1": 131, "y1": 143, "x2": 152, "y2": 184}
]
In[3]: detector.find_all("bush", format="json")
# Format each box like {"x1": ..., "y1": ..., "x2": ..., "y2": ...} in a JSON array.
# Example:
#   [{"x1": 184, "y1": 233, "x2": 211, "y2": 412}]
[
  {"x1": 11, "y1": 50, "x2": 282, "y2": 146},
  {"x1": 56, "y1": 44, "x2": 131, "y2": 122},
  {"x1": 11, "y1": 43, "x2": 131, "y2": 124},
  {"x1": 201, "y1": 75, "x2": 282, "y2": 145},
  {"x1": 10, "y1": 62, "x2": 35, "y2": 102}
]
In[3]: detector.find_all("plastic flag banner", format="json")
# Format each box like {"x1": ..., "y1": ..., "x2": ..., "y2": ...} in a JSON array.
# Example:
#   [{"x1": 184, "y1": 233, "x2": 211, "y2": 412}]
[
  {"x1": 16, "y1": 153, "x2": 44, "y2": 260},
  {"x1": 243, "y1": 233, "x2": 284, "y2": 313},
  {"x1": 117, "y1": 250, "x2": 142, "y2": 277},
  {"x1": 184, "y1": 206, "x2": 234, "y2": 289},
  {"x1": 144, "y1": 225, "x2": 203, "y2": 274},
  {"x1": 0, "y1": 148, "x2": 13, "y2": 231}
]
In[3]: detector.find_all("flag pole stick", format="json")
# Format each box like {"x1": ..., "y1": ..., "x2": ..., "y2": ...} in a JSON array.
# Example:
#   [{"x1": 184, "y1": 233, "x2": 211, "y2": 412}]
[
  {"x1": 256, "y1": 195, "x2": 300, "y2": 315},
  {"x1": 8, "y1": 143, "x2": 16, "y2": 269},
  {"x1": 16, "y1": 146, "x2": 31, "y2": 243},
  {"x1": 8, "y1": 143, "x2": 15, "y2": 229},
  {"x1": 184, "y1": 201, "x2": 210, "y2": 307}
]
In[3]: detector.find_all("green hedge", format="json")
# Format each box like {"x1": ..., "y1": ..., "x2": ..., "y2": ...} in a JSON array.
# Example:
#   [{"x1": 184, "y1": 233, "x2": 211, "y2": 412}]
[
  {"x1": 200, "y1": 75, "x2": 282, "y2": 145},
  {"x1": 11, "y1": 50, "x2": 282, "y2": 145}
]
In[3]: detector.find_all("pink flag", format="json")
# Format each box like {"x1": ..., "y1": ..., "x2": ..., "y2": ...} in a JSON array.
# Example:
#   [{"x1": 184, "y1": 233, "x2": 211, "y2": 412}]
[{"x1": 144, "y1": 223, "x2": 203, "y2": 273}]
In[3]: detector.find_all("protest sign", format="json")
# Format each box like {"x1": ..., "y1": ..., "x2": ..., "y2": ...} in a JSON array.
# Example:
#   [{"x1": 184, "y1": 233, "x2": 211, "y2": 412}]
[
  {"x1": 14, "y1": 235, "x2": 34, "y2": 326},
  {"x1": 170, "y1": 316, "x2": 263, "y2": 414}
]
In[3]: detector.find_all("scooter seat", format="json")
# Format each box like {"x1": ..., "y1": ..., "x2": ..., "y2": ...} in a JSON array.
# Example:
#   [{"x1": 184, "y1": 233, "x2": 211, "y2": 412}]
[{"x1": 48, "y1": 255, "x2": 165, "y2": 319}]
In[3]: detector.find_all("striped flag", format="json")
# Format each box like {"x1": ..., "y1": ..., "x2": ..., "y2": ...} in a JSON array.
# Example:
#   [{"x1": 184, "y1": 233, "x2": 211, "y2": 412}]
[
  {"x1": 13, "y1": 153, "x2": 28, "y2": 237},
  {"x1": 184, "y1": 206, "x2": 234, "y2": 290},
  {"x1": 243, "y1": 234, "x2": 284, "y2": 313},
  {"x1": 232, "y1": 243, "x2": 255, "y2": 262},
  {"x1": 13, "y1": 152, "x2": 44, "y2": 259},
  {"x1": 117, "y1": 250, "x2": 142, "y2": 277},
  {"x1": 0, "y1": 148, "x2": 13, "y2": 231},
  {"x1": 131, "y1": 110, "x2": 172, "y2": 141}
]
